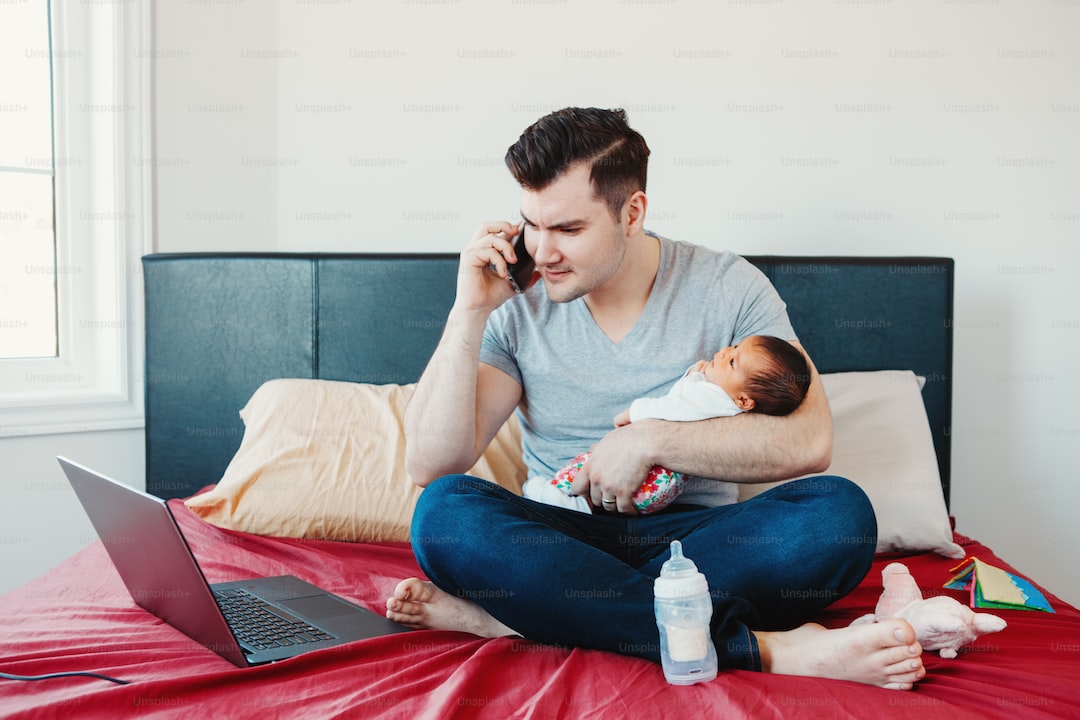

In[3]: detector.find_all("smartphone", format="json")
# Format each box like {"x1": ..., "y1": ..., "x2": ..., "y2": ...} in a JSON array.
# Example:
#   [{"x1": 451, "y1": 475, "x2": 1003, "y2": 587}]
[{"x1": 506, "y1": 226, "x2": 536, "y2": 294}]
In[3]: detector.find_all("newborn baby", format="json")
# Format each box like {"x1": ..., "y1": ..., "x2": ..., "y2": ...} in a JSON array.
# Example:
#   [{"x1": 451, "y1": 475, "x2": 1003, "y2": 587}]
[{"x1": 551, "y1": 335, "x2": 810, "y2": 514}]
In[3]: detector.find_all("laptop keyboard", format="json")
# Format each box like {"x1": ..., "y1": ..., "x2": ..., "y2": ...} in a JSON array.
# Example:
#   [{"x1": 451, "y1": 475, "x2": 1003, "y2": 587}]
[{"x1": 214, "y1": 588, "x2": 334, "y2": 652}]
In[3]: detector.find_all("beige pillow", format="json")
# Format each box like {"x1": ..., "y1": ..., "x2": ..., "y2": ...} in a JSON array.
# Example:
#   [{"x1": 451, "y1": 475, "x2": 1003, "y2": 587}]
[
  {"x1": 185, "y1": 379, "x2": 526, "y2": 543},
  {"x1": 739, "y1": 370, "x2": 965, "y2": 559}
]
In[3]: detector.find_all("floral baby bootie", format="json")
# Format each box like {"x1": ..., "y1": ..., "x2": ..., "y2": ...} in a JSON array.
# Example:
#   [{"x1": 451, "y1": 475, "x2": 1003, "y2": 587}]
[{"x1": 550, "y1": 451, "x2": 686, "y2": 514}]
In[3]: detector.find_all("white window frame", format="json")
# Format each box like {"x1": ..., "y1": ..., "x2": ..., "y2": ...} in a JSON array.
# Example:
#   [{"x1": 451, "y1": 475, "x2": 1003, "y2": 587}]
[{"x1": 0, "y1": 2, "x2": 151, "y2": 437}]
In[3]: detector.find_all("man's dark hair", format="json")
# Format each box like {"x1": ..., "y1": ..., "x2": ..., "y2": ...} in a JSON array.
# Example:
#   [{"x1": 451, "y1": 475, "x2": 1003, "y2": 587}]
[
  {"x1": 745, "y1": 336, "x2": 812, "y2": 416},
  {"x1": 504, "y1": 107, "x2": 650, "y2": 220}
]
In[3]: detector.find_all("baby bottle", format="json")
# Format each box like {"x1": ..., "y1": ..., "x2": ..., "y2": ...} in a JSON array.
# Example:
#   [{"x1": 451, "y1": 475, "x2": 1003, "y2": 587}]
[{"x1": 654, "y1": 540, "x2": 718, "y2": 685}]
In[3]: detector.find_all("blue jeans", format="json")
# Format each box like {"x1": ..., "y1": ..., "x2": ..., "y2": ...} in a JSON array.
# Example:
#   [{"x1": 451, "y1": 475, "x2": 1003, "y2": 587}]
[{"x1": 409, "y1": 474, "x2": 876, "y2": 671}]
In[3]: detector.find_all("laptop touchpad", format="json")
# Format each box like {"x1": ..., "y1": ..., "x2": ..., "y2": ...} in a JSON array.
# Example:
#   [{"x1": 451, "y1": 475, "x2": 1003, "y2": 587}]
[{"x1": 279, "y1": 594, "x2": 362, "y2": 621}]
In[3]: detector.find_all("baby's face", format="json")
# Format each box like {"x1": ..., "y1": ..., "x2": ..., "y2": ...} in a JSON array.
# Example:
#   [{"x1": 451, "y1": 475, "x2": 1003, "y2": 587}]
[{"x1": 698, "y1": 336, "x2": 770, "y2": 399}]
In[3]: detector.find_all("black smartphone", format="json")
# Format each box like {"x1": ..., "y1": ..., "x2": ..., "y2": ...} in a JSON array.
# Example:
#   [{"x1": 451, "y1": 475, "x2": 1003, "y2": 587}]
[{"x1": 506, "y1": 226, "x2": 535, "y2": 294}]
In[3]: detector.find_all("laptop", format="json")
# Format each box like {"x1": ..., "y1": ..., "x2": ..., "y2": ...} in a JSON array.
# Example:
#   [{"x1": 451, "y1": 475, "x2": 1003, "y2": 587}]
[{"x1": 58, "y1": 456, "x2": 408, "y2": 667}]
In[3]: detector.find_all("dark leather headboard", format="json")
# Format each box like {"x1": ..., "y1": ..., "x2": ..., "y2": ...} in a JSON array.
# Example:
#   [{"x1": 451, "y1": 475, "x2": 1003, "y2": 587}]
[{"x1": 143, "y1": 254, "x2": 953, "y2": 506}]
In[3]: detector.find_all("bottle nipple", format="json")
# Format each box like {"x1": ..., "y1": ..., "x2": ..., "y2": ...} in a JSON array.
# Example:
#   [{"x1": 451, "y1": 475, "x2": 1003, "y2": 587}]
[{"x1": 660, "y1": 540, "x2": 701, "y2": 579}]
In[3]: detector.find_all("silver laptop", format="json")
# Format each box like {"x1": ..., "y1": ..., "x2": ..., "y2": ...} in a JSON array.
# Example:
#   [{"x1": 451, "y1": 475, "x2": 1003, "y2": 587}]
[{"x1": 59, "y1": 456, "x2": 408, "y2": 667}]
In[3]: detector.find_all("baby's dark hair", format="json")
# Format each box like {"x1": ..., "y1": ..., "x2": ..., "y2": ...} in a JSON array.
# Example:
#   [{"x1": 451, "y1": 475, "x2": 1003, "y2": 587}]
[
  {"x1": 504, "y1": 107, "x2": 650, "y2": 220},
  {"x1": 744, "y1": 336, "x2": 811, "y2": 416}
]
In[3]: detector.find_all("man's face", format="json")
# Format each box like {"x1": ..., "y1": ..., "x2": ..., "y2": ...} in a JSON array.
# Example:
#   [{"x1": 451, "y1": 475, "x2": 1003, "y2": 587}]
[{"x1": 518, "y1": 163, "x2": 626, "y2": 304}]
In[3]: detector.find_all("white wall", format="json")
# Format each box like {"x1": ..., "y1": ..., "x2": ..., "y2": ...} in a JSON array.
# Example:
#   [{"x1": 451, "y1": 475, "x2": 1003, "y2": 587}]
[
  {"x1": 1, "y1": 430, "x2": 144, "y2": 592},
  {"x1": 4, "y1": 1, "x2": 1077, "y2": 606}
]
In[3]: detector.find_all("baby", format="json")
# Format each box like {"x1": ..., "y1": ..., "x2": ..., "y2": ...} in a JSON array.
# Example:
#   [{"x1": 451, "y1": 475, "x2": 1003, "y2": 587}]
[{"x1": 551, "y1": 335, "x2": 811, "y2": 514}]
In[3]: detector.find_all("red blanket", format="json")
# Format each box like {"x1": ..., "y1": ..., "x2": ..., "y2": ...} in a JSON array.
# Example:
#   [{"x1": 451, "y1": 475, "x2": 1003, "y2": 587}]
[{"x1": 2, "y1": 500, "x2": 1078, "y2": 719}]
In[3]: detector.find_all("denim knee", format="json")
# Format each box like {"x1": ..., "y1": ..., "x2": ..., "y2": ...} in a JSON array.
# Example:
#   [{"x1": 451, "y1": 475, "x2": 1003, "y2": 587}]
[
  {"x1": 824, "y1": 475, "x2": 877, "y2": 547},
  {"x1": 410, "y1": 475, "x2": 464, "y2": 571},
  {"x1": 841, "y1": 476, "x2": 876, "y2": 532},
  {"x1": 412, "y1": 473, "x2": 493, "y2": 528},
  {"x1": 812, "y1": 475, "x2": 877, "y2": 577},
  {"x1": 783, "y1": 474, "x2": 874, "y2": 526},
  {"x1": 410, "y1": 474, "x2": 508, "y2": 583},
  {"x1": 766, "y1": 475, "x2": 877, "y2": 578}
]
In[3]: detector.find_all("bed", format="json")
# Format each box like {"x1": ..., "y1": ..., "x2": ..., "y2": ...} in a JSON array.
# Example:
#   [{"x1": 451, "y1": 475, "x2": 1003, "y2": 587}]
[{"x1": 2, "y1": 252, "x2": 1079, "y2": 719}]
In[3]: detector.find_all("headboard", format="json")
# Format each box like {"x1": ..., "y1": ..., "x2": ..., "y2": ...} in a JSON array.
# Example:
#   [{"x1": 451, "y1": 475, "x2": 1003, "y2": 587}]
[{"x1": 142, "y1": 254, "x2": 954, "y2": 506}]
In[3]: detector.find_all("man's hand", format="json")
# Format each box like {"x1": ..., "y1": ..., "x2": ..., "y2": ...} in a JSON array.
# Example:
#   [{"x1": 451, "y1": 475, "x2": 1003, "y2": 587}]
[
  {"x1": 569, "y1": 422, "x2": 657, "y2": 515},
  {"x1": 455, "y1": 221, "x2": 523, "y2": 314},
  {"x1": 403, "y1": 221, "x2": 529, "y2": 487}
]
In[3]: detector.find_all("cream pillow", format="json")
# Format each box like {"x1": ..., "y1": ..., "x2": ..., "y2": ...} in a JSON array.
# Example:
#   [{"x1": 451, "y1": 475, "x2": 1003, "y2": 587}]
[
  {"x1": 739, "y1": 370, "x2": 964, "y2": 558},
  {"x1": 185, "y1": 379, "x2": 526, "y2": 543}
]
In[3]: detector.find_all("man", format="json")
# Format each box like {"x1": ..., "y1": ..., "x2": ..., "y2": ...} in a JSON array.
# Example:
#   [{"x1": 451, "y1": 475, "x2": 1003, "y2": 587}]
[{"x1": 386, "y1": 107, "x2": 925, "y2": 689}]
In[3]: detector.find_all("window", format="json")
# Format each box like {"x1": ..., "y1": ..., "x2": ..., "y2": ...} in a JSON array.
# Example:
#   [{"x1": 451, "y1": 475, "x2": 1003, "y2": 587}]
[
  {"x1": 0, "y1": 1, "x2": 150, "y2": 437},
  {"x1": 0, "y1": 3, "x2": 56, "y2": 360}
]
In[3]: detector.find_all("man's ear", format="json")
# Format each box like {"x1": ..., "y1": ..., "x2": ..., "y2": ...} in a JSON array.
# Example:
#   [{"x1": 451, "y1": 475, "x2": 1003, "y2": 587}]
[
  {"x1": 735, "y1": 394, "x2": 755, "y2": 411},
  {"x1": 624, "y1": 190, "x2": 648, "y2": 236}
]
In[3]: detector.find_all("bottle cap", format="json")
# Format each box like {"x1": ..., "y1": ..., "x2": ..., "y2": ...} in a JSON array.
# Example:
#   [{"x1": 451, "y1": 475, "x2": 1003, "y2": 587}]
[{"x1": 654, "y1": 540, "x2": 709, "y2": 599}]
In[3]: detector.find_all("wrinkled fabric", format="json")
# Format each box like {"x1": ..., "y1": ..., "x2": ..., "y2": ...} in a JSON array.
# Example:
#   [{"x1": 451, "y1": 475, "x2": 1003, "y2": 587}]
[{"x1": 1, "y1": 498, "x2": 1077, "y2": 720}]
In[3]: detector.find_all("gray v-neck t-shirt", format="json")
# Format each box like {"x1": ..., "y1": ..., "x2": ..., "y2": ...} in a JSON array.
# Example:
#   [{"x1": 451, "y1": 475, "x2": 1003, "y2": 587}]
[{"x1": 479, "y1": 233, "x2": 797, "y2": 508}]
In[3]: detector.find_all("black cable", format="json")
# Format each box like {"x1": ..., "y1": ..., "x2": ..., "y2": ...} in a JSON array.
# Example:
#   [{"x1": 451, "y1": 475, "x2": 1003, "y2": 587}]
[{"x1": 0, "y1": 670, "x2": 130, "y2": 685}]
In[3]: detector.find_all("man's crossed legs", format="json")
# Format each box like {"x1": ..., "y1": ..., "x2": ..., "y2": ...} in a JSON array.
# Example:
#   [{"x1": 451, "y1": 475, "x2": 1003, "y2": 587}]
[{"x1": 386, "y1": 474, "x2": 925, "y2": 690}]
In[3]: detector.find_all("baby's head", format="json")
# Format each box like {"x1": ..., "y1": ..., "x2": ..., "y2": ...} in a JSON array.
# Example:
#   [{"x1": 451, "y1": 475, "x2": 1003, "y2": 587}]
[{"x1": 704, "y1": 335, "x2": 811, "y2": 415}]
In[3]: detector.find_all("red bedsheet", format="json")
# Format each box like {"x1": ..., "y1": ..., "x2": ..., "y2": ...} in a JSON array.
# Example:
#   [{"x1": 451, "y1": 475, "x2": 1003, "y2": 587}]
[{"x1": 2, "y1": 500, "x2": 1079, "y2": 719}]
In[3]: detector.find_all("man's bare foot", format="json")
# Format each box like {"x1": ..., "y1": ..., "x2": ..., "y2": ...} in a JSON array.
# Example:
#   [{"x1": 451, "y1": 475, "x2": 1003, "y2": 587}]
[
  {"x1": 385, "y1": 578, "x2": 518, "y2": 638},
  {"x1": 756, "y1": 619, "x2": 925, "y2": 690}
]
